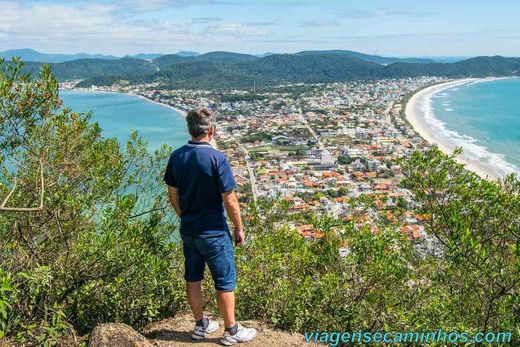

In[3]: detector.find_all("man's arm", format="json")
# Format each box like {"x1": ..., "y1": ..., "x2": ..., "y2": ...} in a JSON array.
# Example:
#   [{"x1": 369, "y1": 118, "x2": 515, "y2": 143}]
[
  {"x1": 222, "y1": 190, "x2": 245, "y2": 246},
  {"x1": 167, "y1": 186, "x2": 182, "y2": 216}
]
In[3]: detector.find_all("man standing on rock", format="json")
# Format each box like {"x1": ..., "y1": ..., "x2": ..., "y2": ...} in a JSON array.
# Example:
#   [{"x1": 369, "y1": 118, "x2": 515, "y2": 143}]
[{"x1": 164, "y1": 107, "x2": 257, "y2": 345}]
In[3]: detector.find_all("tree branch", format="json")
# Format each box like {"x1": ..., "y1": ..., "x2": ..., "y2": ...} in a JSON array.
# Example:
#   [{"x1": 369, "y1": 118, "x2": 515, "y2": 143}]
[
  {"x1": 0, "y1": 176, "x2": 17, "y2": 208},
  {"x1": 0, "y1": 158, "x2": 45, "y2": 212},
  {"x1": 129, "y1": 207, "x2": 165, "y2": 219}
]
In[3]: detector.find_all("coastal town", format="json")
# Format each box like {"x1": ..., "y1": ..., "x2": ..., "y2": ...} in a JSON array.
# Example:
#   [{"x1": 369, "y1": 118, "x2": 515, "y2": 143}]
[{"x1": 60, "y1": 77, "x2": 447, "y2": 255}]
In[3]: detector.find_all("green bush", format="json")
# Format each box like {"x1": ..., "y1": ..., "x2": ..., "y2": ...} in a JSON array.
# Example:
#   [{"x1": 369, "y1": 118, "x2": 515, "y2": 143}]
[
  {"x1": 0, "y1": 59, "x2": 187, "y2": 344},
  {"x1": 234, "y1": 199, "x2": 416, "y2": 333},
  {"x1": 401, "y1": 147, "x2": 519, "y2": 335}
]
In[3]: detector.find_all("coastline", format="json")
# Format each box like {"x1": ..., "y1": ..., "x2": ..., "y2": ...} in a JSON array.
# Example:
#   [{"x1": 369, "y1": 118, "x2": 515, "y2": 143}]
[
  {"x1": 59, "y1": 88, "x2": 223, "y2": 148},
  {"x1": 405, "y1": 77, "x2": 518, "y2": 180},
  {"x1": 60, "y1": 88, "x2": 188, "y2": 118},
  {"x1": 134, "y1": 94, "x2": 188, "y2": 118}
]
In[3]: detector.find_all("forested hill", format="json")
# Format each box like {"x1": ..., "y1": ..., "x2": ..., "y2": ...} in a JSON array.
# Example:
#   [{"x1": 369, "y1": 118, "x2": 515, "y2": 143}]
[
  {"x1": 19, "y1": 52, "x2": 520, "y2": 90},
  {"x1": 294, "y1": 50, "x2": 435, "y2": 64}
]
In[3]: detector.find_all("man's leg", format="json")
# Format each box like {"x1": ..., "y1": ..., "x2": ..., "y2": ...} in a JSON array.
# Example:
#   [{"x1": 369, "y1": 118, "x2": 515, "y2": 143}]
[
  {"x1": 182, "y1": 237, "x2": 220, "y2": 340},
  {"x1": 216, "y1": 290, "x2": 236, "y2": 328},
  {"x1": 186, "y1": 281, "x2": 204, "y2": 321},
  {"x1": 205, "y1": 235, "x2": 237, "y2": 328},
  {"x1": 205, "y1": 235, "x2": 257, "y2": 344},
  {"x1": 182, "y1": 236, "x2": 206, "y2": 322}
]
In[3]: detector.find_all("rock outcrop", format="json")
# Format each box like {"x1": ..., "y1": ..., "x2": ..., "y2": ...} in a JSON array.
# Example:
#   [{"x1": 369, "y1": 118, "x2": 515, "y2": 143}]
[{"x1": 88, "y1": 323, "x2": 152, "y2": 347}]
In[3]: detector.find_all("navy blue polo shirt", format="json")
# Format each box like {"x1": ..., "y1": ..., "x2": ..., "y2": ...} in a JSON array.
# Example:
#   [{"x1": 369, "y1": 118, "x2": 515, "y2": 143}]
[{"x1": 164, "y1": 140, "x2": 237, "y2": 237}]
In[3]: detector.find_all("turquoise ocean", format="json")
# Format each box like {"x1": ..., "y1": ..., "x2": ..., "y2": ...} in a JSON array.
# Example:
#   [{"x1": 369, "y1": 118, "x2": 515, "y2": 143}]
[
  {"x1": 60, "y1": 90, "x2": 189, "y2": 151},
  {"x1": 428, "y1": 78, "x2": 520, "y2": 177}
]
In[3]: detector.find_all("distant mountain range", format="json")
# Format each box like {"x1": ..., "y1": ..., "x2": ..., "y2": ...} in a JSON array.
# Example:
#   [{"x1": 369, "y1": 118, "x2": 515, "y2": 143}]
[
  {"x1": 128, "y1": 53, "x2": 164, "y2": 61},
  {"x1": 176, "y1": 51, "x2": 200, "y2": 57},
  {"x1": 3, "y1": 48, "x2": 438, "y2": 65},
  {"x1": 0, "y1": 48, "x2": 202, "y2": 63},
  {"x1": 0, "y1": 48, "x2": 119, "y2": 63},
  {"x1": 8, "y1": 48, "x2": 520, "y2": 90}
]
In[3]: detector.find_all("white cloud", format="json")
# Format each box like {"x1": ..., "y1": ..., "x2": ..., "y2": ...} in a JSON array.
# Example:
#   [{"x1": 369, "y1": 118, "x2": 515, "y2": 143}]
[
  {"x1": 205, "y1": 23, "x2": 266, "y2": 37},
  {"x1": 119, "y1": 0, "x2": 224, "y2": 11},
  {"x1": 244, "y1": 21, "x2": 278, "y2": 26},
  {"x1": 192, "y1": 17, "x2": 223, "y2": 24},
  {"x1": 0, "y1": 1, "x2": 266, "y2": 54},
  {"x1": 337, "y1": 7, "x2": 434, "y2": 19},
  {"x1": 301, "y1": 20, "x2": 339, "y2": 27}
]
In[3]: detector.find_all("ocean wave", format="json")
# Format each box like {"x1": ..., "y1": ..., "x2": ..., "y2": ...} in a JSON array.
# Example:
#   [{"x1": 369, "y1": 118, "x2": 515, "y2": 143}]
[
  {"x1": 465, "y1": 77, "x2": 514, "y2": 86},
  {"x1": 418, "y1": 83, "x2": 520, "y2": 178},
  {"x1": 461, "y1": 134, "x2": 477, "y2": 142}
]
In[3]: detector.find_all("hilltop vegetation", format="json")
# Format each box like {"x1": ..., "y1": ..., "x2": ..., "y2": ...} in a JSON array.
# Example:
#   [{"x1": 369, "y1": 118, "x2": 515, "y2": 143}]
[
  {"x1": 23, "y1": 57, "x2": 158, "y2": 80},
  {"x1": 1, "y1": 61, "x2": 519, "y2": 345},
  {"x1": 1, "y1": 60, "x2": 184, "y2": 344},
  {"x1": 295, "y1": 49, "x2": 435, "y2": 64},
  {"x1": 77, "y1": 54, "x2": 520, "y2": 90},
  {"x1": 14, "y1": 49, "x2": 520, "y2": 90}
]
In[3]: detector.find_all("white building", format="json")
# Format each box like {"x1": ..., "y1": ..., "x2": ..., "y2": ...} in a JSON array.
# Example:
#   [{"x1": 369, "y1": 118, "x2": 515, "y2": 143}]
[
  {"x1": 321, "y1": 149, "x2": 336, "y2": 165},
  {"x1": 367, "y1": 159, "x2": 382, "y2": 172}
]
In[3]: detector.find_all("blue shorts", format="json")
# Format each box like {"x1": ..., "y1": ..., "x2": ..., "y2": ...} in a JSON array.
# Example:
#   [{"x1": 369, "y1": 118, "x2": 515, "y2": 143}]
[{"x1": 181, "y1": 233, "x2": 236, "y2": 291}]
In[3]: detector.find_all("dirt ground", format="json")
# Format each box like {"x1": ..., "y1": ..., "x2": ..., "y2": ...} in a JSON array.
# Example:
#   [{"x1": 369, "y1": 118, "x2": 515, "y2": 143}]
[{"x1": 142, "y1": 312, "x2": 321, "y2": 347}]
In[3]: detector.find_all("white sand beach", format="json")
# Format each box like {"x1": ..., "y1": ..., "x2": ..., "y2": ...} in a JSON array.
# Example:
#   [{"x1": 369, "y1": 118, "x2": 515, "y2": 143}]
[
  {"x1": 134, "y1": 94, "x2": 188, "y2": 118},
  {"x1": 405, "y1": 78, "x2": 508, "y2": 180}
]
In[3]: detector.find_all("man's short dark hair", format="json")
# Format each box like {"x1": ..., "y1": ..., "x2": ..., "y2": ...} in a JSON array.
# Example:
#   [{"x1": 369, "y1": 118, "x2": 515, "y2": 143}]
[{"x1": 186, "y1": 108, "x2": 215, "y2": 138}]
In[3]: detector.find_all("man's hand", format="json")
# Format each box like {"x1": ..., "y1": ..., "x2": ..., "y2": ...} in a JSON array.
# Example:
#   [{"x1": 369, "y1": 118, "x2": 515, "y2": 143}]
[
  {"x1": 167, "y1": 186, "x2": 182, "y2": 216},
  {"x1": 222, "y1": 191, "x2": 244, "y2": 246},
  {"x1": 234, "y1": 228, "x2": 245, "y2": 246}
]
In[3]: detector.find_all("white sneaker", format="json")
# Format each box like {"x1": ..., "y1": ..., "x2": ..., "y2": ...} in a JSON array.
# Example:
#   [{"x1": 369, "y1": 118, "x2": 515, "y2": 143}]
[
  {"x1": 192, "y1": 318, "x2": 219, "y2": 340},
  {"x1": 221, "y1": 323, "x2": 257, "y2": 345}
]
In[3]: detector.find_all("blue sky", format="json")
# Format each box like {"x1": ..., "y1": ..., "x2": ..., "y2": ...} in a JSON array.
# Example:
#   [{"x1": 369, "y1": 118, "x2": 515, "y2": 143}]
[{"x1": 0, "y1": 0, "x2": 519, "y2": 57}]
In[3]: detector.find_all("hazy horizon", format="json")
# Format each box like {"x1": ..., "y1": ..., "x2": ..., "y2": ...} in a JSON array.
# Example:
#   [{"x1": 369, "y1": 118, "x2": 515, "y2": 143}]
[
  {"x1": 0, "y1": 47, "x2": 480, "y2": 60},
  {"x1": 1, "y1": 0, "x2": 519, "y2": 57}
]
